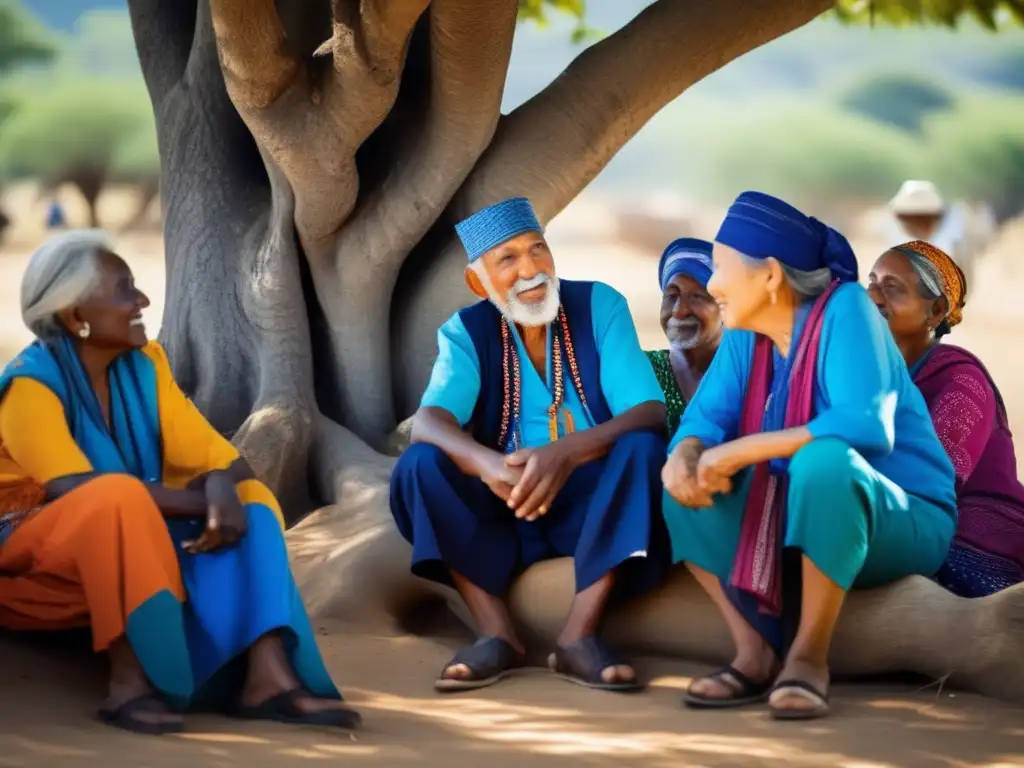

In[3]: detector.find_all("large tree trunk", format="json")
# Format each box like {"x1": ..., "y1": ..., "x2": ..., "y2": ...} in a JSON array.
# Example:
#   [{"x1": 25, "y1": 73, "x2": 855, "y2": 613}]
[{"x1": 126, "y1": 0, "x2": 1024, "y2": 704}]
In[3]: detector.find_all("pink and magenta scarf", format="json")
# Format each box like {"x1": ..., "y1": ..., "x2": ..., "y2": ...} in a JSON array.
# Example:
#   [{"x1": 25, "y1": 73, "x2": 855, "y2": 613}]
[{"x1": 729, "y1": 280, "x2": 840, "y2": 616}]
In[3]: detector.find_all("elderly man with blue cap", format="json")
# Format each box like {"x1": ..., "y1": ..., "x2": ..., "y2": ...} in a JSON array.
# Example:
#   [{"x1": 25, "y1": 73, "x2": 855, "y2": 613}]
[
  {"x1": 390, "y1": 197, "x2": 669, "y2": 693},
  {"x1": 661, "y1": 191, "x2": 956, "y2": 720},
  {"x1": 646, "y1": 238, "x2": 723, "y2": 437}
]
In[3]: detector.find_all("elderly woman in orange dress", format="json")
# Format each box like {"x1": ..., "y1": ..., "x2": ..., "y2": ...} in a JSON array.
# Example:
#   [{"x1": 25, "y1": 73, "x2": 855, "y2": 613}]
[{"x1": 0, "y1": 231, "x2": 360, "y2": 734}]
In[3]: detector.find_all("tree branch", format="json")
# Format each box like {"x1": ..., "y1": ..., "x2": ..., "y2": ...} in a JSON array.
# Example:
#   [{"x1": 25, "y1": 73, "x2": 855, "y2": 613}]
[
  {"x1": 208, "y1": 0, "x2": 429, "y2": 251},
  {"x1": 209, "y1": 0, "x2": 301, "y2": 110},
  {"x1": 126, "y1": 0, "x2": 198, "y2": 105},
  {"x1": 313, "y1": 0, "x2": 518, "y2": 445},
  {"x1": 453, "y1": 0, "x2": 834, "y2": 222}
]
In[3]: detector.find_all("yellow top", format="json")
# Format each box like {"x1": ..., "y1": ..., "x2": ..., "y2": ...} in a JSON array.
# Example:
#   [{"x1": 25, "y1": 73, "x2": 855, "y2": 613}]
[{"x1": 0, "y1": 340, "x2": 283, "y2": 528}]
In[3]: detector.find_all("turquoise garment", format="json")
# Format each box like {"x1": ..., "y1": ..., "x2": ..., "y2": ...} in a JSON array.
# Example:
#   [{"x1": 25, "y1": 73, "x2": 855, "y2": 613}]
[
  {"x1": 670, "y1": 283, "x2": 957, "y2": 515},
  {"x1": 665, "y1": 438, "x2": 955, "y2": 591},
  {"x1": 0, "y1": 337, "x2": 339, "y2": 710},
  {"x1": 421, "y1": 281, "x2": 665, "y2": 449}
]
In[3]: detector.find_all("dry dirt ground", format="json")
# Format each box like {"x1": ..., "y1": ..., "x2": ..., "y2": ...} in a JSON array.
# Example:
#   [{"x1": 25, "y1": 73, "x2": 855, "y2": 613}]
[{"x1": 1, "y1": 195, "x2": 1023, "y2": 767}]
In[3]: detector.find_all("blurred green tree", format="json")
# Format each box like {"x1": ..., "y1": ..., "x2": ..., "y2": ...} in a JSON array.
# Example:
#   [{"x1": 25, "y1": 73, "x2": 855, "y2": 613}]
[
  {"x1": 0, "y1": 79, "x2": 158, "y2": 227},
  {"x1": 0, "y1": 0, "x2": 58, "y2": 237},
  {"x1": 0, "y1": 0, "x2": 56, "y2": 75},
  {"x1": 838, "y1": 72, "x2": 955, "y2": 132},
  {"x1": 929, "y1": 96, "x2": 1024, "y2": 222}
]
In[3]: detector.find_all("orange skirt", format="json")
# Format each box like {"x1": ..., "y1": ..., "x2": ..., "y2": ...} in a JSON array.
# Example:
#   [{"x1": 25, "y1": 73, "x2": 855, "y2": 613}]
[{"x1": 0, "y1": 474, "x2": 185, "y2": 652}]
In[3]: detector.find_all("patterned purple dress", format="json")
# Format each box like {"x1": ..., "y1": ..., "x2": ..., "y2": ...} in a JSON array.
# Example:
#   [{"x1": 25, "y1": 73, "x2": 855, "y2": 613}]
[{"x1": 912, "y1": 344, "x2": 1024, "y2": 596}]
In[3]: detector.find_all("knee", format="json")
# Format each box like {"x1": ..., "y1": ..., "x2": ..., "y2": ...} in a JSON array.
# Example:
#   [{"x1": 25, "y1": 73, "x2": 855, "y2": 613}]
[
  {"x1": 80, "y1": 474, "x2": 156, "y2": 510},
  {"x1": 788, "y1": 438, "x2": 859, "y2": 495},
  {"x1": 613, "y1": 429, "x2": 667, "y2": 460},
  {"x1": 395, "y1": 442, "x2": 449, "y2": 474}
]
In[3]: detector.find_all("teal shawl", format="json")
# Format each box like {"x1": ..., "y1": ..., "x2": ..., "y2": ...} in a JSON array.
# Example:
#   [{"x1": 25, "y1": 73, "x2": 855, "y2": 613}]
[{"x1": 0, "y1": 334, "x2": 163, "y2": 483}]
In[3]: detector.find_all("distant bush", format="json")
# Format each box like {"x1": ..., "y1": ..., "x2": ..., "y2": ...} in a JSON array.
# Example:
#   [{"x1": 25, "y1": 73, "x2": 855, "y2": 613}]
[
  {"x1": 0, "y1": 78, "x2": 158, "y2": 226},
  {"x1": 838, "y1": 72, "x2": 956, "y2": 133},
  {"x1": 679, "y1": 103, "x2": 920, "y2": 207},
  {"x1": 927, "y1": 97, "x2": 1024, "y2": 223},
  {"x1": 962, "y1": 48, "x2": 1024, "y2": 92}
]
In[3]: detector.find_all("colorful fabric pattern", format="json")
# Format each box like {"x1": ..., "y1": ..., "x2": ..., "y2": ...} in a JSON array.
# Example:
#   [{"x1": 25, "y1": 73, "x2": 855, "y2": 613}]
[
  {"x1": 913, "y1": 343, "x2": 1024, "y2": 597},
  {"x1": 645, "y1": 350, "x2": 687, "y2": 437},
  {"x1": 892, "y1": 239, "x2": 967, "y2": 329},
  {"x1": 0, "y1": 337, "x2": 334, "y2": 709}
]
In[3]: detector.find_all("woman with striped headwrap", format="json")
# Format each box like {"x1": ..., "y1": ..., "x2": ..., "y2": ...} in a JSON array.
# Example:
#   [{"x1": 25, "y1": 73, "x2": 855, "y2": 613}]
[
  {"x1": 645, "y1": 238, "x2": 723, "y2": 437},
  {"x1": 869, "y1": 241, "x2": 1024, "y2": 597}
]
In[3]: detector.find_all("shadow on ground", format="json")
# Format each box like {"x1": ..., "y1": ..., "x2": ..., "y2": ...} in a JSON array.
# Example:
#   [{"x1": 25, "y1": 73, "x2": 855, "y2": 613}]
[{"x1": 3, "y1": 623, "x2": 1023, "y2": 768}]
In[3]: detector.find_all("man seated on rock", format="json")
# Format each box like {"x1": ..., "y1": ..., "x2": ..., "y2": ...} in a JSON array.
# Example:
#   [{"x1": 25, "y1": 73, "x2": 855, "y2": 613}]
[{"x1": 390, "y1": 197, "x2": 670, "y2": 694}]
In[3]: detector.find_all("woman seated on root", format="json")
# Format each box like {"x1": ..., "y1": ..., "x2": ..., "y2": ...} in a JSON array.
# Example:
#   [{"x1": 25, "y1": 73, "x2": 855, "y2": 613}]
[
  {"x1": 869, "y1": 241, "x2": 1024, "y2": 596},
  {"x1": 661, "y1": 192, "x2": 957, "y2": 720},
  {"x1": 646, "y1": 238, "x2": 723, "y2": 436},
  {"x1": 0, "y1": 231, "x2": 360, "y2": 735}
]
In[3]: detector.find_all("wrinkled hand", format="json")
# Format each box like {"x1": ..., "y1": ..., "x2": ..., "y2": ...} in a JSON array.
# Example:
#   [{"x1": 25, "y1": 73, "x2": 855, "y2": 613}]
[
  {"x1": 478, "y1": 451, "x2": 523, "y2": 503},
  {"x1": 505, "y1": 442, "x2": 576, "y2": 522},
  {"x1": 662, "y1": 440, "x2": 714, "y2": 508},
  {"x1": 183, "y1": 471, "x2": 248, "y2": 554},
  {"x1": 696, "y1": 441, "x2": 752, "y2": 495}
]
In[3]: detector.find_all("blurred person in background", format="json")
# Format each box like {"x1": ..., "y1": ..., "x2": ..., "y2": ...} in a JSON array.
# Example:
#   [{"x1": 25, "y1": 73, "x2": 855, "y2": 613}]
[
  {"x1": 888, "y1": 180, "x2": 979, "y2": 282},
  {"x1": 869, "y1": 241, "x2": 1024, "y2": 597},
  {"x1": 662, "y1": 192, "x2": 956, "y2": 720},
  {"x1": 0, "y1": 230, "x2": 360, "y2": 735},
  {"x1": 646, "y1": 238, "x2": 723, "y2": 436},
  {"x1": 45, "y1": 199, "x2": 67, "y2": 230}
]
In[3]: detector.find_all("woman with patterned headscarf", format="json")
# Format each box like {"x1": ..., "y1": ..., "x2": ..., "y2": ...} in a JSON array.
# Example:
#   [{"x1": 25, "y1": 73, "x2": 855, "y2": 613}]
[
  {"x1": 869, "y1": 241, "x2": 1024, "y2": 598},
  {"x1": 646, "y1": 238, "x2": 723, "y2": 436}
]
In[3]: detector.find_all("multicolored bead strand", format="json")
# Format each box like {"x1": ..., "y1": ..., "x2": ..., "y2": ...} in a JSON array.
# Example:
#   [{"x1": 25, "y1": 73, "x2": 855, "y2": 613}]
[{"x1": 496, "y1": 306, "x2": 586, "y2": 452}]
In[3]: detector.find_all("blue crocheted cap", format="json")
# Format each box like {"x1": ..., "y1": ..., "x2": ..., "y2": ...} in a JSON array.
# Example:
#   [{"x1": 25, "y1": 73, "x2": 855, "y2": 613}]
[{"x1": 455, "y1": 197, "x2": 543, "y2": 262}]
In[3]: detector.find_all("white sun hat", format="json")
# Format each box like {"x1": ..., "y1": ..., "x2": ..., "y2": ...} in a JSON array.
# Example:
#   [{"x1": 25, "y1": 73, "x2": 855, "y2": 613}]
[{"x1": 889, "y1": 180, "x2": 946, "y2": 215}]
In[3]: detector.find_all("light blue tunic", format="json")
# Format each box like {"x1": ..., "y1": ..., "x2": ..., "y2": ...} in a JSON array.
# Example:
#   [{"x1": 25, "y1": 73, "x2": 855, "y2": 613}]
[
  {"x1": 422, "y1": 282, "x2": 665, "y2": 448},
  {"x1": 663, "y1": 283, "x2": 957, "y2": 599},
  {"x1": 670, "y1": 283, "x2": 957, "y2": 513}
]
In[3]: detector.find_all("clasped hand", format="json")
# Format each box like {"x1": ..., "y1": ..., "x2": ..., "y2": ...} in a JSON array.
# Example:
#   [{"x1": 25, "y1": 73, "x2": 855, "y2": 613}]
[
  {"x1": 182, "y1": 471, "x2": 248, "y2": 554},
  {"x1": 662, "y1": 439, "x2": 749, "y2": 508},
  {"x1": 478, "y1": 442, "x2": 576, "y2": 522}
]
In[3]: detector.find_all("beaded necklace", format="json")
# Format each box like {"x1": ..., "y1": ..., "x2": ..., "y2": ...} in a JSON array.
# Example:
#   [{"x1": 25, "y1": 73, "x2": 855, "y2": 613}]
[{"x1": 497, "y1": 306, "x2": 587, "y2": 453}]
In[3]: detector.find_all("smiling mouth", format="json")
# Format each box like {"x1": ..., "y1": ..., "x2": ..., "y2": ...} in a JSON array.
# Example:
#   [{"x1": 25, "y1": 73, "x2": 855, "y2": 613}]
[
  {"x1": 517, "y1": 285, "x2": 547, "y2": 302},
  {"x1": 129, "y1": 315, "x2": 145, "y2": 328}
]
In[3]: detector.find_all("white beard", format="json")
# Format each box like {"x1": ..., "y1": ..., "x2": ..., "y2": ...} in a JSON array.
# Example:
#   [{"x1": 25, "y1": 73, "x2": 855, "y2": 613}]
[{"x1": 476, "y1": 267, "x2": 560, "y2": 327}]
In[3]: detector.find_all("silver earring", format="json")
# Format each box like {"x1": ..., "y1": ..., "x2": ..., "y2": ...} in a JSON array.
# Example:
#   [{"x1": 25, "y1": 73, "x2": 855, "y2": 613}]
[
  {"x1": 770, "y1": 291, "x2": 778, "y2": 306},
  {"x1": 77, "y1": 322, "x2": 91, "y2": 339}
]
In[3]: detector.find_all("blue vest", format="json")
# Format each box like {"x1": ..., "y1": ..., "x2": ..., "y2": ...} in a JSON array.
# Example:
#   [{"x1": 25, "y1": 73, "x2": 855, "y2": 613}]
[{"x1": 458, "y1": 279, "x2": 612, "y2": 451}]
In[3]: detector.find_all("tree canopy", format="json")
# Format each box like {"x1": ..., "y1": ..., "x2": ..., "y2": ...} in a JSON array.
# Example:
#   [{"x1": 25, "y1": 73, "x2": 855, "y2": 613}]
[{"x1": 0, "y1": 0, "x2": 56, "y2": 75}]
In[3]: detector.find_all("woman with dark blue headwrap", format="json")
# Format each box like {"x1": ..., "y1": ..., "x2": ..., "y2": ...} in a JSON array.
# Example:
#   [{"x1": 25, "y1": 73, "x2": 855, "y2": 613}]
[
  {"x1": 661, "y1": 192, "x2": 956, "y2": 719},
  {"x1": 645, "y1": 238, "x2": 723, "y2": 436}
]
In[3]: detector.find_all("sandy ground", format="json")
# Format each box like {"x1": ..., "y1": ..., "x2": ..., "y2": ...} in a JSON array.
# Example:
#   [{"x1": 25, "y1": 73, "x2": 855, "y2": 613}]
[{"x1": 2, "y1": 201, "x2": 1024, "y2": 766}]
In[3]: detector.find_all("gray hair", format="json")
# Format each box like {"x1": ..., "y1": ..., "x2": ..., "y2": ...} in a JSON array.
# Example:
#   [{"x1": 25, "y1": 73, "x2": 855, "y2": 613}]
[
  {"x1": 902, "y1": 250, "x2": 945, "y2": 301},
  {"x1": 737, "y1": 252, "x2": 833, "y2": 301},
  {"x1": 21, "y1": 229, "x2": 113, "y2": 338},
  {"x1": 901, "y1": 249, "x2": 952, "y2": 337},
  {"x1": 779, "y1": 263, "x2": 834, "y2": 301}
]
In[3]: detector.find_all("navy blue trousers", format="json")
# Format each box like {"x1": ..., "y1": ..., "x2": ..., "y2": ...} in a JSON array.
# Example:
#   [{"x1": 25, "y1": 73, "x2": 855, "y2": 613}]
[{"x1": 389, "y1": 431, "x2": 670, "y2": 599}]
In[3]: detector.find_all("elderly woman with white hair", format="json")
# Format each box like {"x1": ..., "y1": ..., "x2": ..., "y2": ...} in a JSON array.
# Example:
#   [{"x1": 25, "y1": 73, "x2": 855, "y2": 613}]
[
  {"x1": 0, "y1": 231, "x2": 359, "y2": 734},
  {"x1": 662, "y1": 192, "x2": 956, "y2": 719}
]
